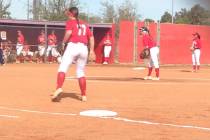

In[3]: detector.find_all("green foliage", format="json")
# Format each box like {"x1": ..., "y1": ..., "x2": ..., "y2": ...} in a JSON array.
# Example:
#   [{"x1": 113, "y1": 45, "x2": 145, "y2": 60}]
[
  {"x1": 144, "y1": 18, "x2": 155, "y2": 23},
  {"x1": 101, "y1": 0, "x2": 116, "y2": 23},
  {"x1": 117, "y1": 0, "x2": 140, "y2": 22},
  {"x1": 161, "y1": 4, "x2": 210, "y2": 25},
  {"x1": 174, "y1": 8, "x2": 191, "y2": 24},
  {"x1": 160, "y1": 11, "x2": 172, "y2": 23},
  {"x1": 40, "y1": 0, "x2": 79, "y2": 21},
  {"x1": 189, "y1": 4, "x2": 210, "y2": 25},
  {"x1": 0, "y1": 0, "x2": 11, "y2": 18}
]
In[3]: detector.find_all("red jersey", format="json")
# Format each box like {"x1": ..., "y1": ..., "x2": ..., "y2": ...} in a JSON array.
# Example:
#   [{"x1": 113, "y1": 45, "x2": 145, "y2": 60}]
[
  {"x1": 48, "y1": 34, "x2": 57, "y2": 45},
  {"x1": 38, "y1": 35, "x2": 45, "y2": 44},
  {"x1": 17, "y1": 34, "x2": 24, "y2": 44},
  {"x1": 193, "y1": 38, "x2": 202, "y2": 49},
  {"x1": 142, "y1": 34, "x2": 156, "y2": 49},
  {"x1": 65, "y1": 19, "x2": 93, "y2": 44}
]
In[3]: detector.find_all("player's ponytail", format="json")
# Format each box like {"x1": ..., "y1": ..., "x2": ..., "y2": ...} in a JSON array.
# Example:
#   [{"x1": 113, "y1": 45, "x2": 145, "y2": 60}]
[{"x1": 69, "y1": 7, "x2": 80, "y2": 29}]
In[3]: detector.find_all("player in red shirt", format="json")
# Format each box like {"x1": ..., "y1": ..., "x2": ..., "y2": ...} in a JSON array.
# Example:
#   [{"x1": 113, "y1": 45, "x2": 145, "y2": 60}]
[
  {"x1": 37, "y1": 30, "x2": 46, "y2": 63},
  {"x1": 103, "y1": 34, "x2": 112, "y2": 64},
  {"x1": 22, "y1": 41, "x2": 33, "y2": 63},
  {"x1": 47, "y1": 30, "x2": 61, "y2": 63},
  {"x1": 140, "y1": 27, "x2": 160, "y2": 80},
  {"x1": 191, "y1": 32, "x2": 202, "y2": 72},
  {"x1": 16, "y1": 30, "x2": 25, "y2": 63},
  {"x1": 51, "y1": 7, "x2": 95, "y2": 102}
]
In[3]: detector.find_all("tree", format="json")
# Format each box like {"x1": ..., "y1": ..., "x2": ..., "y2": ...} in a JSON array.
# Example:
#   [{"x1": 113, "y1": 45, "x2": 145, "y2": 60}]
[
  {"x1": 189, "y1": 4, "x2": 209, "y2": 25},
  {"x1": 117, "y1": 0, "x2": 140, "y2": 22},
  {"x1": 160, "y1": 11, "x2": 172, "y2": 23},
  {"x1": 174, "y1": 8, "x2": 191, "y2": 24},
  {"x1": 39, "y1": 0, "x2": 79, "y2": 21},
  {"x1": 144, "y1": 18, "x2": 155, "y2": 23},
  {"x1": 0, "y1": 0, "x2": 11, "y2": 18},
  {"x1": 161, "y1": 4, "x2": 210, "y2": 25},
  {"x1": 88, "y1": 15, "x2": 102, "y2": 23},
  {"x1": 101, "y1": 0, "x2": 116, "y2": 23}
]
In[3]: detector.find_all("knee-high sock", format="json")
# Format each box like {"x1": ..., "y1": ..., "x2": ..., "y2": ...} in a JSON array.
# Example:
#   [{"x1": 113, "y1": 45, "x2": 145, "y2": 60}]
[
  {"x1": 193, "y1": 65, "x2": 196, "y2": 70},
  {"x1": 56, "y1": 72, "x2": 65, "y2": 89},
  {"x1": 155, "y1": 68, "x2": 159, "y2": 77},
  {"x1": 148, "y1": 67, "x2": 153, "y2": 76},
  {"x1": 78, "y1": 77, "x2": 86, "y2": 96}
]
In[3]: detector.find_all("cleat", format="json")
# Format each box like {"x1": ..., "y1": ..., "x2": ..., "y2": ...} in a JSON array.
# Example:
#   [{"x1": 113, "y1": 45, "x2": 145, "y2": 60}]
[
  {"x1": 144, "y1": 76, "x2": 152, "y2": 80},
  {"x1": 103, "y1": 62, "x2": 108, "y2": 65},
  {"x1": 51, "y1": 88, "x2": 63, "y2": 101},
  {"x1": 81, "y1": 96, "x2": 87, "y2": 102},
  {"x1": 152, "y1": 77, "x2": 160, "y2": 81}
]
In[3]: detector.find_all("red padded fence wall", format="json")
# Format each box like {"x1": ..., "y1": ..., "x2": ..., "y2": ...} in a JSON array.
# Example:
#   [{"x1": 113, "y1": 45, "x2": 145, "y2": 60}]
[
  {"x1": 160, "y1": 23, "x2": 210, "y2": 64},
  {"x1": 118, "y1": 21, "x2": 134, "y2": 63},
  {"x1": 118, "y1": 21, "x2": 210, "y2": 64}
]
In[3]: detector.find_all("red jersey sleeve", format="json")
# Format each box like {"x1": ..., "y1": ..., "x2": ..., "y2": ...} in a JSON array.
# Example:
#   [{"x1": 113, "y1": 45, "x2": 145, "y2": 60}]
[
  {"x1": 66, "y1": 20, "x2": 74, "y2": 31},
  {"x1": 86, "y1": 24, "x2": 93, "y2": 39}
]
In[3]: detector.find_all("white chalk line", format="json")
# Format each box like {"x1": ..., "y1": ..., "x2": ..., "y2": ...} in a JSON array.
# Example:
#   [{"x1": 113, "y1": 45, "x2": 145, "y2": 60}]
[
  {"x1": 66, "y1": 76, "x2": 210, "y2": 81},
  {"x1": 0, "y1": 106, "x2": 77, "y2": 116},
  {"x1": 0, "y1": 106, "x2": 210, "y2": 132},
  {"x1": 113, "y1": 117, "x2": 210, "y2": 132},
  {"x1": 65, "y1": 77, "x2": 210, "y2": 85},
  {"x1": 0, "y1": 114, "x2": 19, "y2": 119}
]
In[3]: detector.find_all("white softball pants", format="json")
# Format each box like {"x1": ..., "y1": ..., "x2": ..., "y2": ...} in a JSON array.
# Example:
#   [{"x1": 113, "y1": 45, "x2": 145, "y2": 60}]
[
  {"x1": 148, "y1": 46, "x2": 159, "y2": 68},
  {"x1": 192, "y1": 49, "x2": 201, "y2": 65},
  {"x1": 38, "y1": 45, "x2": 45, "y2": 56},
  {"x1": 16, "y1": 44, "x2": 23, "y2": 56},
  {"x1": 22, "y1": 51, "x2": 33, "y2": 56},
  {"x1": 58, "y1": 42, "x2": 88, "y2": 78},
  {"x1": 46, "y1": 45, "x2": 61, "y2": 57},
  {"x1": 104, "y1": 45, "x2": 112, "y2": 57}
]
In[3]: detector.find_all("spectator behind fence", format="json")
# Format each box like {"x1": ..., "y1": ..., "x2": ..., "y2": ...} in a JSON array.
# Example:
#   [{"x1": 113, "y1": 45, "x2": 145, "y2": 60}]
[
  {"x1": 37, "y1": 30, "x2": 46, "y2": 63},
  {"x1": 0, "y1": 31, "x2": 7, "y2": 65},
  {"x1": 22, "y1": 41, "x2": 34, "y2": 63},
  {"x1": 47, "y1": 30, "x2": 61, "y2": 63},
  {"x1": 16, "y1": 30, "x2": 25, "y2": 63}
]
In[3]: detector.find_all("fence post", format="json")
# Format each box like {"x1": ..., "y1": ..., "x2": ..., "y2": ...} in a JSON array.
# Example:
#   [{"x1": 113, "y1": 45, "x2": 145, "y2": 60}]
[
  {"x1": 157, "y1": 21, "x2": 161, "y2": 63},
  {"x1": 133, "y1": 20, "x2": 138, "y2": 64},
  {"x1": 44, "y1": 23, "x2": 48, "y2": 63}
]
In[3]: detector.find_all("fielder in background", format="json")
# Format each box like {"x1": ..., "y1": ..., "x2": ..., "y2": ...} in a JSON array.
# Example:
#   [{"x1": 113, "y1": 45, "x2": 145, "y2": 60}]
[
  {"x1": 51, "y1": 7, "x2": 95, "y2": 102},
  {"x1": 191, "y1": 32, "x2": 202, "y2": 72},
  {"x1": 16, "y1": 30, "x2": 25, "y2": 63},
  {"x1": 140, "y1": 27, "x2": 160, "y2": 81},
  {"x1": 103, "y1": 34, "x2": 112, "y2": 64},
  {"x1": 37, "y1": 30, "x2": 46, "y2": 63}
]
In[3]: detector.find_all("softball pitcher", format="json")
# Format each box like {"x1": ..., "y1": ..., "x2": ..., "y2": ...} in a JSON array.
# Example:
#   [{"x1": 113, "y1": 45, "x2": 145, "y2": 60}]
[
  {"x1": 191, "y1": 32, "x2": 202, "y2": 72},
  {"x1": 51, "y1": 7, "x2": 95, "y2": 102},
  {"x1": 140, "y1": 27, "x2": 160, "y2": 81}
]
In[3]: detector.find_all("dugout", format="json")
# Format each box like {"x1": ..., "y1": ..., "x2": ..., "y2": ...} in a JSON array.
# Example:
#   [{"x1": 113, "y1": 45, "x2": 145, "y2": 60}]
[{"x1": 0, "y1": 19, "x2": 115, "y2": 64}]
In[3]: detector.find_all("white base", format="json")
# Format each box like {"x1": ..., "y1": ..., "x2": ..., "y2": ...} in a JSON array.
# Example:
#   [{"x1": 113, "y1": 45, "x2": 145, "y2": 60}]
[{"x1": 80, "y1": 110, "x2": 117, "y2": 117}]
